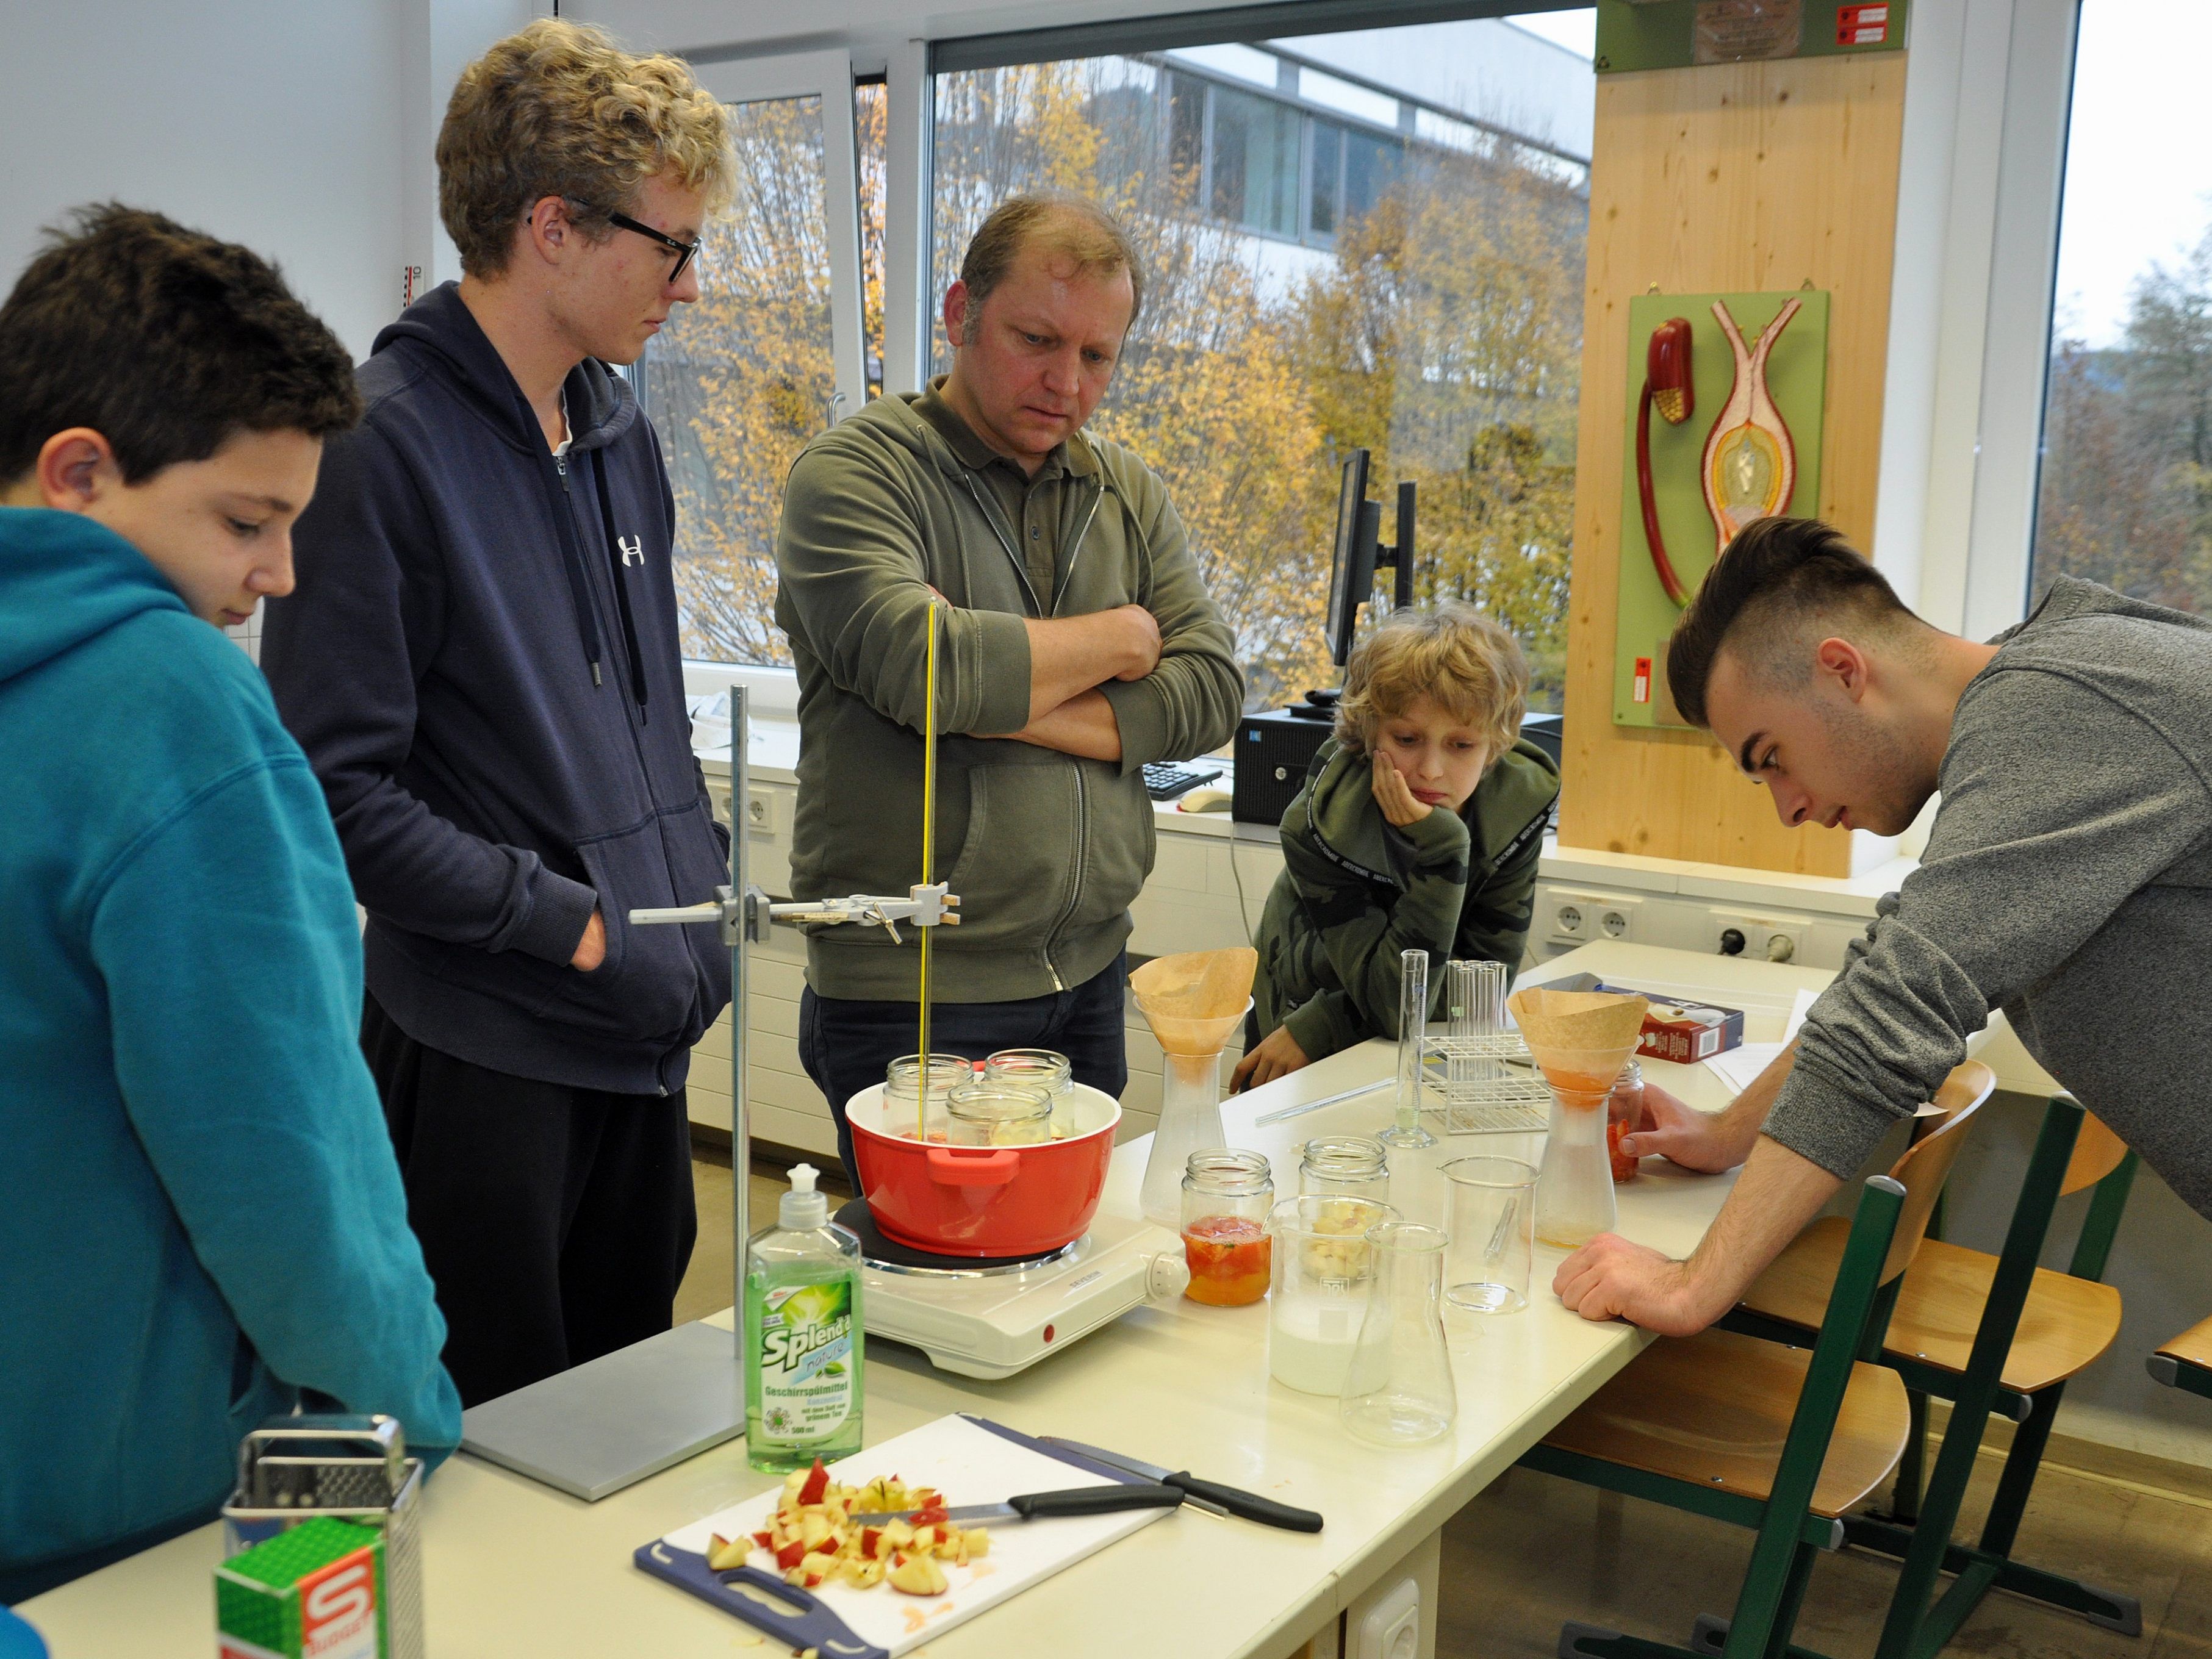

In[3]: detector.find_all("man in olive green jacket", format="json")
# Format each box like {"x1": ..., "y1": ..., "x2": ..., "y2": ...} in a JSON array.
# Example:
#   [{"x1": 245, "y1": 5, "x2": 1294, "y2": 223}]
[
  {"x1": 1246, "y1": 734, "x2": 1559, "y2": 1073},
  {"x1": 775, "y1": 193, "x2": 1243, "y2": 1177}
]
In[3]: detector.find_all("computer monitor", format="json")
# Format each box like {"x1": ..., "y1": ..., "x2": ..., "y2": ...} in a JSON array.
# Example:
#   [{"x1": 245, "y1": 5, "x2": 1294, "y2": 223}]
[{"x1": 1324, "y1": 449, "x2": 1415, "y2": 668}]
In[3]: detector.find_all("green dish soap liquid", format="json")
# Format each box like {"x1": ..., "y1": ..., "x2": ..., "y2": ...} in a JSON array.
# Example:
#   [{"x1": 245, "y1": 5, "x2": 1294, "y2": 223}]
[{"x1": 744, "y1": 1163, "x2": 863, "y2": 1472}]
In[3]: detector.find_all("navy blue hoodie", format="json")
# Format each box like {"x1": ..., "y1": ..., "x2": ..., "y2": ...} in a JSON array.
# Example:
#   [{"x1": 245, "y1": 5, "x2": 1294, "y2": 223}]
[{"x1": 264, "y1": 283, "x2": 730, "y2": 1096}]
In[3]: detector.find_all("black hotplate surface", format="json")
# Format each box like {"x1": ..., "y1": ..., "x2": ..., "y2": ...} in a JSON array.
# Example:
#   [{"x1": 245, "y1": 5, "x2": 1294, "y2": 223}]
[{"x1": 833, "y1": 1198, "x2": 1071, "y2": 1272}]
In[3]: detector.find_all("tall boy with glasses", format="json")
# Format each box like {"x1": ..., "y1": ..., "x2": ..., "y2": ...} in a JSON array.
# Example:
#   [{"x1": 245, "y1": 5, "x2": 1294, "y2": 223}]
[{"x1": 264, "y1": 20, "x2": 737, "y2": 1406}]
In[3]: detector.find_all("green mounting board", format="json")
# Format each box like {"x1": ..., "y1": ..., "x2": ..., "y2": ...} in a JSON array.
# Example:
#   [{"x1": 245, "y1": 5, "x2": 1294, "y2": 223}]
[
  {"x1": 1595, "y1": 0, "x2": 1909, "y2": 73},
  {"x1": 1614, "y1": 290, "x2": 1828, "y2": 728}
]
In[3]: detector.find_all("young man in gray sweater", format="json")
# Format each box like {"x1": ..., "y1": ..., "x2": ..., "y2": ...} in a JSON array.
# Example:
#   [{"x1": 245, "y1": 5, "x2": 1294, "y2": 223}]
[{"x1": 1556, "y1": 517, "x2": 2212, "y2": 1335}]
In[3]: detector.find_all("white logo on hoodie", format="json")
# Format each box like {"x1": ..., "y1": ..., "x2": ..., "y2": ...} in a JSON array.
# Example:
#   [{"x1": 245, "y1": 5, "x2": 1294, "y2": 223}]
[{"x1": 619, "y1": 535, "x2": 644, "y2": 567}]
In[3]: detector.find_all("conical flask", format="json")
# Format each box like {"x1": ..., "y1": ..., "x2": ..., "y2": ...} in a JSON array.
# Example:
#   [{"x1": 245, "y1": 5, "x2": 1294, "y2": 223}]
[
  {"x1": 1339, "y1": 1222, "x2": 1456, "y2": 1446},
  {"x1": 1506, "y1": 987, "x2": 1648, "y2": 1251},
  {"x1": 1132, "y1": 950, "x2": 1257, "y2": 1228}
]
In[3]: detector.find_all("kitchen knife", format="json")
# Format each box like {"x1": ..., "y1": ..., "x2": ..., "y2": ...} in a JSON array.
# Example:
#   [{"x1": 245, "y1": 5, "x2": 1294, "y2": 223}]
[
  {"x1": 849, "y1": 1482, "x2": 1184, "y2": 1526},
  {"x1": 1040, "y1": 1438, "x2": 1325, "y2": 1533}
]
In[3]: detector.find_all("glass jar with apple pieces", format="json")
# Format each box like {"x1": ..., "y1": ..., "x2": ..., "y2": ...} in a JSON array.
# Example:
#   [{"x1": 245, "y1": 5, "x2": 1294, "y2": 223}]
[
  {"x1": 1608, "y1": 1060, "x2": 1645, "y2": 1184},
  {"x1": 985, "y1": 1048, "x2": 1074, "y2": 1139},
  {"x1": 1298, "y1": 1136, "x2": 1391, "y2": 1206},
  {"x1": 885, "y1": 1053, "x2": 972, "y2": 1142},
  {"x1": 944, "y1": 1079, "x2": 1053, "y2": 1147},
  {"x1": 1180, "y1": 1148, "x2": 1274, "y2": 1306}
]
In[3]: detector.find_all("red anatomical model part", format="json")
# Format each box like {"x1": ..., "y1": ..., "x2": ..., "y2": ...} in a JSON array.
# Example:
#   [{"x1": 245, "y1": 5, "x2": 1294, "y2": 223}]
[{"x1": 1636, "y1": 317, "x2": 1696, "y2": 607}]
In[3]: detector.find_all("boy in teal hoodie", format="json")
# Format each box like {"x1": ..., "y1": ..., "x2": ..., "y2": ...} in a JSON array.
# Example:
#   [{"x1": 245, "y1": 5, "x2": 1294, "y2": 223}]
[
  {"x1": 1235, "y1": 603, "x2": 1560, "y2": 1091},
  {"x1": 0, "y1": 207, "x2": 461, "y2": 1602}
]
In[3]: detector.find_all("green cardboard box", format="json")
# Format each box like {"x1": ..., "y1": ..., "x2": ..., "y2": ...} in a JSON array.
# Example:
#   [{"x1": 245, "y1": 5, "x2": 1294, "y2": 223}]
[{"x1": 216, "y1": 1517, "x2": 387, "y2": 1659}]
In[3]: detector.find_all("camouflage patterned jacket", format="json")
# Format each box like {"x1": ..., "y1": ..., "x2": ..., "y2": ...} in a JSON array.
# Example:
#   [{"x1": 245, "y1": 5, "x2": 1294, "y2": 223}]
[{"x1": 1254, "y1": 735, "x2": 1559, "y2": 1064}]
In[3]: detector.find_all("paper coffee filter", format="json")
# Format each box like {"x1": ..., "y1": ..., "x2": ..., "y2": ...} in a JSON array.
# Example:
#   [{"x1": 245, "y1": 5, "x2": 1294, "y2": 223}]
[
  {"x1": 1507, "y1": 986, "x2": 1648, "y2": 1086},
  {"x1": 1130, "y1": 947, "x2": 1257, "y2": 1056}
]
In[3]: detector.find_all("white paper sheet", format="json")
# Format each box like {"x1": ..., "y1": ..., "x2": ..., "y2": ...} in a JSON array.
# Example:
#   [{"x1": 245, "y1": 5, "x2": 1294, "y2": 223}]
[{"x1": 1703, "y1": 987, "x2": 1820, "y2": 1096}]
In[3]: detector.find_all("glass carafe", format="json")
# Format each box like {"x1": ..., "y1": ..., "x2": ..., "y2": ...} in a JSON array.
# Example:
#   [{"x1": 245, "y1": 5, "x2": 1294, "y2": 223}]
[
  {"x1": 1534, "y1": 1053, "x2": 1620, "y2": 1249},
  {"x1": 1340, "y1": 1222, "x2": 1456, "y2": 1446},
  {"x1": 1266, "y1": 1195, "x2": 1399, "y2": 1394}
]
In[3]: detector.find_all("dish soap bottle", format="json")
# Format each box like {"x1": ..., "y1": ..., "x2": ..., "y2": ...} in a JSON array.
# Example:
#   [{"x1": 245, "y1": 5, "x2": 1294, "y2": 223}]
[{"x1": 744, "y1": 1163, "x2": 863, "y2": 1472}]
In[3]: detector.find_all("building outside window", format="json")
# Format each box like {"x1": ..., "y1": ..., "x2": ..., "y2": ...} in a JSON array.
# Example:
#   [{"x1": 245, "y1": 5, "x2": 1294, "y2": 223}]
[{"x1": 648, "y1": 13, "x2": 1595, "y2": 721}]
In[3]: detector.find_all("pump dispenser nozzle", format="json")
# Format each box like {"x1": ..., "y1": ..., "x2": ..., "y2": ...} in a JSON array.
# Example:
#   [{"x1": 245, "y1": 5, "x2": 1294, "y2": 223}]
[{"x1": 780, "y1": 1163, "x2": 829, "y2": 1230}]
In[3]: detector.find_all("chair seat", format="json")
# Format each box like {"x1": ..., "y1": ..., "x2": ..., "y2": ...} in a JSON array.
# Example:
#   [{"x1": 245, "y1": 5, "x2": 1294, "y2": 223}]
[
  {"x1": 1742, "y1": 1216, "x2": 2124, "y2": 1393},
  {"x1": 2158, "y1": 1314, "x2": 2212, "y2": 1371},
  {"x1": 1540, "y1": 1325, "x2": 1911, "y2": 1519}
]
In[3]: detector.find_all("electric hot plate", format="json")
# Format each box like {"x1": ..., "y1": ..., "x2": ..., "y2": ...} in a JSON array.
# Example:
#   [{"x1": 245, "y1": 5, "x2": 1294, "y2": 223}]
[{"x1": 834, "y1": 1199, "x2": 1190, "y2": 1380}]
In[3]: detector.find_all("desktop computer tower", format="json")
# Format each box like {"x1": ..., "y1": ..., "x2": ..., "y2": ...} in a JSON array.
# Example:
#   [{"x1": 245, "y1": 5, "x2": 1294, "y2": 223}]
[{"x1": 1232, "y1": 706, "x2": 1335, "y2": 826}]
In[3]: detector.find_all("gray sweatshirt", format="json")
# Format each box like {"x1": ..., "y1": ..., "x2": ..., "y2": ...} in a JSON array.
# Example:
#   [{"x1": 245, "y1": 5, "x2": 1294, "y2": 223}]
[{"x1": 1766, "y1": 577, "x2": 2212, "y2": 1219}]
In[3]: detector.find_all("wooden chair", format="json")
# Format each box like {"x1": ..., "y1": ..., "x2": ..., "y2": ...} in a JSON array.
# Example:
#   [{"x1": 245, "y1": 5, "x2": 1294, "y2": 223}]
[
  {"x1": 1726, "y1": 1094, "x2": 2138, "y2": 1656},
  {"x1": 2147, "y1": 1314, "x2": 2212, "y2": 1400},
  {"x1": 1515, "y1": 1062, "x2": 1992, "y2": 1659}
]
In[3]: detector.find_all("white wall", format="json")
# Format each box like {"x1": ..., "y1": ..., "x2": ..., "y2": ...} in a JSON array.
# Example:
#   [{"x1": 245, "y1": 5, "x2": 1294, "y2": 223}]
[{"x1": 0, "y1": 0, "x2": 533, "y2": 364}]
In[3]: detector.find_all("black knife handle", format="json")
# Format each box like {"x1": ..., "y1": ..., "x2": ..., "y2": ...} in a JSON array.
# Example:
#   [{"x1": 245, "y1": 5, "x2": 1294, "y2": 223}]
[
  {"x1": 1166, "y1": 1473, "x2": 1324, "y2": 1533},
  {"x1": 1008, "y1": 1483, "x2": 1185, "y2": 1519}
]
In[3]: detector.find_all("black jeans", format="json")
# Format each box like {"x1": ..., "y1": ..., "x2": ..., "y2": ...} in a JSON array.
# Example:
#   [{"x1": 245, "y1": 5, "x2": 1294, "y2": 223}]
[
  {"x1": 362, "y1": 995, "x2": 697, "y2": 1408},
  {"x1": 800, "y1": 953, "x2": 1131, "y2": 1182}
]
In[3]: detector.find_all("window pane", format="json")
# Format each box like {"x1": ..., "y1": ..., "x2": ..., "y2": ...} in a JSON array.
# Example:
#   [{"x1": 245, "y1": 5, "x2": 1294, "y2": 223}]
[
  {"x1": 1310, "y1": 119, "x2": 1342, "y2": 238},
  {"x1": 2031, "y1": 2, "x2": 2212, "y2": 615},
  {"x1": 929, "y1": 18, "x2": 1592, "y2": 711},
  {"x1": 646, "y1": 94, "x2": 833, "y2": 667},
  {"x1": 856, "y1": 81, "x2": 886, "y2": 399}
]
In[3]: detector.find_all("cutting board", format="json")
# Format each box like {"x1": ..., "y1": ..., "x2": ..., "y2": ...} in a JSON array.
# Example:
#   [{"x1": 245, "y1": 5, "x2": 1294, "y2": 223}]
[{"x1": 643, "y1": 1415, "x2": 1172, "y2": 1655}]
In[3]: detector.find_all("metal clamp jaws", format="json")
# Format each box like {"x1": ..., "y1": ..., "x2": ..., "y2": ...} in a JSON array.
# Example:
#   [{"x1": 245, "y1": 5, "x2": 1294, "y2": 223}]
[{"x1": 629, "y1": 883, "x2": 961, "y2": 946}]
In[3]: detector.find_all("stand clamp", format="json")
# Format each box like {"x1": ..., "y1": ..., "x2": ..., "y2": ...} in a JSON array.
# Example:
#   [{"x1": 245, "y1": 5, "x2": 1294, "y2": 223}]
[{"x1": 630, "y1": 883, "x2": 960, "y2": 946}]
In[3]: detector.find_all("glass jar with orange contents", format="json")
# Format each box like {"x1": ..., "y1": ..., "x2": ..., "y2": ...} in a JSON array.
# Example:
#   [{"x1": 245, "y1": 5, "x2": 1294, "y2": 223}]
[
  {"x1": 1180, "y1": 1149, "x2": 1273, "y2": 1306},
  {"x1": 1607, "y1": 1060, "x2": 1645, "y2": 1183}
]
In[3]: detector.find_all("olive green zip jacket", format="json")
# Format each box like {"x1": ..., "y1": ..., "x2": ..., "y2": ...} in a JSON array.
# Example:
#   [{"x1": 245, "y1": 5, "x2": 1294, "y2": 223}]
[
  {"x1": 1254, "y1": 736, "x2": 1559, "y2": 1063},
  {"x1": 774, "y1": 391, "x2": 1243, "y2": 1001}
]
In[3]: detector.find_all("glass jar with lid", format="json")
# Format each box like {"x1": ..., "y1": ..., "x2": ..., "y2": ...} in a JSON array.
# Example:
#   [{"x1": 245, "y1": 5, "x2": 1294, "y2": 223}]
[
  {"x1": 1180, "y1": 1148, "x2": 1274, "y2": 1306},
  {"x1": 945, "y1": 1079, "x2": 1054, "y2": 1147},
  {"x1": 885, "y1": 1053, "x2": 972, "y2": 1142},
  {"x1": 1297, "y1": 1135, "x2": 1391, "y2": 1206},
  {"x1": 985, "y1": 1048, "x2": 1075, "y2": 1138},
  {"x1": 1607, "y1": 1060, "x2": 1645, "y2": 1183}
]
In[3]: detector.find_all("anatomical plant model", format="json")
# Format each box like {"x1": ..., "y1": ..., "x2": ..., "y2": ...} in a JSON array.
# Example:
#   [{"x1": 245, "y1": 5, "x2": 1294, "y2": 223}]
[{"x1": 1700, "y1": 296, "x2": 1803, "y2": 557}]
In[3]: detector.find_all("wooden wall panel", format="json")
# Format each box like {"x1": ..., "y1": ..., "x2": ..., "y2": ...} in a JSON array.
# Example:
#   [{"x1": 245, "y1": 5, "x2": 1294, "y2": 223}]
[{"x1": 1557, "y1": 54, "x2": 1909, "y2": 874}]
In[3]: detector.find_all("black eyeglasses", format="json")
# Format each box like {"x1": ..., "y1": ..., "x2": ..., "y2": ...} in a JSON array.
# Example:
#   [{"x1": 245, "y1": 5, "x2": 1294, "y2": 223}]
[{"x1": 600, "y1": 208, "x2": 702, "y2": 284}]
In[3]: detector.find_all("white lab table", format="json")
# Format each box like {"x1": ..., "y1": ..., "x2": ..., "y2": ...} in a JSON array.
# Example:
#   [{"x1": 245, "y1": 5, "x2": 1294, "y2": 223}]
[{"x1": 21, "y1": 944, "x2": 1832, "y2": 1659}]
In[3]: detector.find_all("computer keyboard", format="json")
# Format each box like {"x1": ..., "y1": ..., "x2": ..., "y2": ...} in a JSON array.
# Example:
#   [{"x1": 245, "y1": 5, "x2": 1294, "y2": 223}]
[{"x1": 1143, "y1": 762, "x2": 1224, "y2": 801}]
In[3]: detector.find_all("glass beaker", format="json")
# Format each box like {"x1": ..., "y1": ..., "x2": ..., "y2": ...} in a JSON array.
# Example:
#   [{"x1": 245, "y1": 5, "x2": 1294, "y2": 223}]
[
  {"x1": 1181, "y1": 1149, "x2": 1273, "y2": 1306},
  {"x1": 885, "y1": 1053, "x2": 972, "y2": 1141},
  {"x1": 1379, "y1": 948, "x2": 1436, "y2": 1148},
  {"x1": 1441, "y1": 1155, "x2": 1537, "y2": 1313},
  {"x1": 1266, "y1": 1195, "x2": 1399, "y2": 1395},
  {"x1": 1534, "y1": 1053, "x2": 1620, "y2": 1249},
  {"x1": 1608, "y1": 1060, "x2": 1645, "y2": 1183},
  {"x1": 986, "y1": 1048, "x2": 1075, "y2": 1139},
  {"x1": 1340, "y1": 1222, "x2": 1457, "y2": 1446},
  {"x1": 945, "y1": 1080, "x2": 1053, "y2": 1147},
  {"x1": 1298, "y1": 1136, "x2": 1391, "y2": 1206}
]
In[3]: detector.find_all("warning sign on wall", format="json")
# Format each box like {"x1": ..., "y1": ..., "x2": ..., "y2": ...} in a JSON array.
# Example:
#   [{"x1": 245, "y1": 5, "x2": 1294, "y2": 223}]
[{"x1": 1836, "y1": 2, "x2": 1890, "y2": 45}]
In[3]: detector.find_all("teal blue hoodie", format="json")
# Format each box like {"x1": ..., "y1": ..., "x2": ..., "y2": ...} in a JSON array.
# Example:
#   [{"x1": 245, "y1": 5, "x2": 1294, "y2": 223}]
[{"x1": 0, "y1": 509, "x2": 460, "y2": 1602}]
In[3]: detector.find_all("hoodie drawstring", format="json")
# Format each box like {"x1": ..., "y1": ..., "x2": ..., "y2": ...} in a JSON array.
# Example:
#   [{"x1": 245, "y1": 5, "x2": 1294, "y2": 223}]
[{"x1": 589, "y1": 448, "x2": 652, "y2": 722}]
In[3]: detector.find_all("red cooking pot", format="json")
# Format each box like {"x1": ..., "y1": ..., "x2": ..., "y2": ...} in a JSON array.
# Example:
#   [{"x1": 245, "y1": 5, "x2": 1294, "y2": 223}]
[{"x1": 846, "y1": 1082, "x2": 1121, "y2": 1257}]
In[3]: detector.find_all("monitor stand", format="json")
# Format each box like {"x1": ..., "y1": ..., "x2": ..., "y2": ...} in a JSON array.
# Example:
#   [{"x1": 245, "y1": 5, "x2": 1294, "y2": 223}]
[{"x1": 1286, "y1": 686, "x2": 1340, "y2": 722}]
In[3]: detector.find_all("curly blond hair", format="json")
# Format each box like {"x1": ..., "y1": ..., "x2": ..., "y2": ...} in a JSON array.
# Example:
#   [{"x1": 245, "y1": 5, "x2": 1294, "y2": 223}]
[
  {"x1": 1334, "y1": 603, "x2": 1530, "y2": 761},
  {"x1": 437, "y1": 19, "x2": 734, "y2": 278}
]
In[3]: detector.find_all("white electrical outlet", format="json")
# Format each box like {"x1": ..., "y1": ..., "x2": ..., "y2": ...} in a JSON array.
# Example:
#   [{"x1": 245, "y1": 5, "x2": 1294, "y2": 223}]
[
  {"x1": 1545, "y1": 888, "x2": 1641, "y2": 946},
  {"x1": 1710, "y1": 911, "x2": 1806, "y2": 964}
]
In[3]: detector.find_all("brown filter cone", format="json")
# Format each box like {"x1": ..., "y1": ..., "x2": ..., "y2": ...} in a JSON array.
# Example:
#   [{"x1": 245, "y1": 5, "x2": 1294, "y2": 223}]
[
  {"x1": 1507, "y1": 987, "x2": 1648, "y2": 1092},
  {"x1": 1130, "y1": 947, "x2": 1257, "y2": 1056}
]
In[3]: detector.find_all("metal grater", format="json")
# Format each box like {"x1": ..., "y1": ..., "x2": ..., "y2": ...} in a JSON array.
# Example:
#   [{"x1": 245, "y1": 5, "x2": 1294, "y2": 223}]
[{"x1": 222, "y1": 1413, "x2": 424, "y2": 1659}]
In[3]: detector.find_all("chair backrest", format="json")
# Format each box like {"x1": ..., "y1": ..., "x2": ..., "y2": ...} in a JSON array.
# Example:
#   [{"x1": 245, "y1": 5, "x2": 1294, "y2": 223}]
[
  {"x1": 1878, "y1": 1061, "x2": 1997, "y2": 1285},
  {"x1": 2062, "y1": 1109, "x2": 2130, "y2": 1195}
]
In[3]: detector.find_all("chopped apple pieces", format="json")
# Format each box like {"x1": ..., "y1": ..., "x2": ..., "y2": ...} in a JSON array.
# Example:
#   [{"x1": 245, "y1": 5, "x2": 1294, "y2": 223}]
[{"x1": 730, "y1": 1458, "x2": 986, "y2": 1594}]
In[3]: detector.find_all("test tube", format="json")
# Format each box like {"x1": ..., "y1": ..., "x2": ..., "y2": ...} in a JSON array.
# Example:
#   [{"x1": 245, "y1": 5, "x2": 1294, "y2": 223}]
[{"x1": 1381, "y1": 948, "x2": 1437, "y2": 1148}]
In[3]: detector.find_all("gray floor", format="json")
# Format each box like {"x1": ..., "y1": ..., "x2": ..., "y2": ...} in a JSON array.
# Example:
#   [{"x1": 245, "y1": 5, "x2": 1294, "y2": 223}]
[{"x1": 683, "y1": 1152, "x2": 2212, "y2": 1657}]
